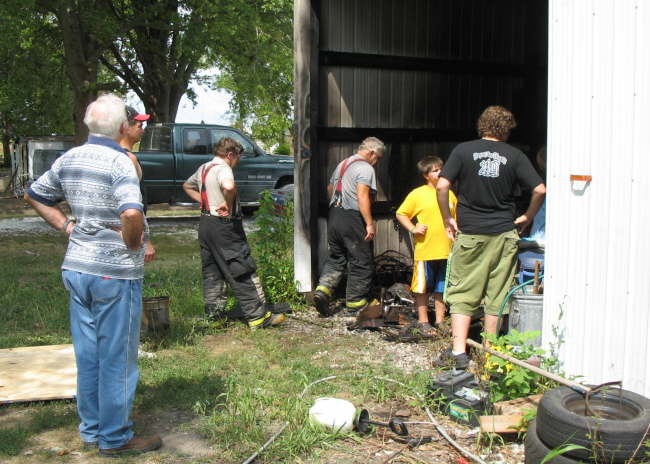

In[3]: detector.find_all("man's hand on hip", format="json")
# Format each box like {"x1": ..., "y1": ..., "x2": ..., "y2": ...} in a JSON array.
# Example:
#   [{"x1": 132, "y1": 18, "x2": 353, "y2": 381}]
[
  {"x1": 444, "y1": 217, "x2": 458, "y2": 240},
  {"x1": 364, "y1": 223, "x2": 375, "y2": 241},
  {"x1": 514, "y1": 214, "x2": 531, "y2": 234},
  {"x1": 216, "y1": 201, "x2": 230, "y2": 217}
]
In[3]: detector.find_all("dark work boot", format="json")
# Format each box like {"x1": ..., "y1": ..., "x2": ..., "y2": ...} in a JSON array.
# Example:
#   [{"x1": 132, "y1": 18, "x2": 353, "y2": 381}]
[
  {"x1": 248, "y1": 311, "x2": 285, "y2": 329},
  {"x1": 313, "y1": 286, "x2": 333, "y2": 317},
  {"x1": 432, "y1": 348, "x2": 470, "y2": 370},
  {"x1": 99, "y1": 434, "x2": 162, "y2": 457}
]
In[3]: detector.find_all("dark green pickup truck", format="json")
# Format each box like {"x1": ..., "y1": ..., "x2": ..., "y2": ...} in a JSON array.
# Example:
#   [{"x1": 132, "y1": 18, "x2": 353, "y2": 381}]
[{"x1": 136, "y1": 123, "x2": 294, "y2": 205}]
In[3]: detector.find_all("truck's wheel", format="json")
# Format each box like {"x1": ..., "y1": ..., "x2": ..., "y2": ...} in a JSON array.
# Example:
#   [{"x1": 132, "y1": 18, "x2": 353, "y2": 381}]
[
  {"x1": 536, "y1": 386, "x2": 650, "y2": 463},
  {"x1": 525, "y1": 420, "x2": 585, "y2": 464},
  {"x1": 275, "y1": 177, "x2": 293, "y2": 189}
]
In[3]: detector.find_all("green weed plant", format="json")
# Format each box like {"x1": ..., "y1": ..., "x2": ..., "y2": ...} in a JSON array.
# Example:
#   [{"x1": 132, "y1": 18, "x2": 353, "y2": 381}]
[
  {"x1": 482, "y1": 330, "x2": 557, "y2": 403},
  {"x1": 249, "y1": 191, "x2": 303, "y2": 305}
]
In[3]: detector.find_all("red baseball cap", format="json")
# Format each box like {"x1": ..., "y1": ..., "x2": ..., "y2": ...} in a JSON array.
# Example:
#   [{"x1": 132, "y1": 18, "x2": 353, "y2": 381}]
[{"x1": 126, "y1": 105, "x2": 150, "y2": 122}]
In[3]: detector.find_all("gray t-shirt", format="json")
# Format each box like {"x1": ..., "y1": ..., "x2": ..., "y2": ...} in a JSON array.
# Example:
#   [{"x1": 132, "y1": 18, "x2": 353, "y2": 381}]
[{"x1": 328, "y1": 154, "x2": 377, "y2": 211}]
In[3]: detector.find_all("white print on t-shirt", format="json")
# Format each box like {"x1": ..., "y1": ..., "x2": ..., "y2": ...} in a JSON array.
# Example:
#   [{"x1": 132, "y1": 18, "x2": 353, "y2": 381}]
[{"x1": 473, "y1": 151, "x2": 507, "y2": 178}]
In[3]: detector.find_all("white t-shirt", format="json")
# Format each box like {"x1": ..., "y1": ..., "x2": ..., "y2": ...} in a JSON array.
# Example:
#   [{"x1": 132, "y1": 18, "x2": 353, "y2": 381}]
[{"x1": 185, "y1": 157, "x2": 238, "y2": 216}]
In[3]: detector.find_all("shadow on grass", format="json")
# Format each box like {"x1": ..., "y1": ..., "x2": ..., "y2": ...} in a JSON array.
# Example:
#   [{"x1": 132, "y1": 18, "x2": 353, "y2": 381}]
[
  {"x1": 0, "y1": 401, "x2": 77, "y2": 456},
  {"x1": 137, "y1": 372, "x2": 226, "y2": 414}
]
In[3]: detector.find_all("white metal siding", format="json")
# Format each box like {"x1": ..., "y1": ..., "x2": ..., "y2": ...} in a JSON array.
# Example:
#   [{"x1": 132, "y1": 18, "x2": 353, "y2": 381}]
[{"x1": 546, "y1": 0, "x2": 650, "y2": 396}]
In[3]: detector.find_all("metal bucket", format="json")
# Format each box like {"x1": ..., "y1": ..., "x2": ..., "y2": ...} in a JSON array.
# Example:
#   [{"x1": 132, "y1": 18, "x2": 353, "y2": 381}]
[
  {"x1": 141, "y1": 296, "x2": 170, "y2": 336},
  {"x1": 508, "y1": 289, "x2": 543, "y2": 347}
]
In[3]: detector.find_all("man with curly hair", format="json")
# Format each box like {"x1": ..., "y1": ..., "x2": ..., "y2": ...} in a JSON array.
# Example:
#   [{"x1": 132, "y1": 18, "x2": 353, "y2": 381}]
[{"x1": 435, "y1": 105, "x2": 546, "y2": 369}]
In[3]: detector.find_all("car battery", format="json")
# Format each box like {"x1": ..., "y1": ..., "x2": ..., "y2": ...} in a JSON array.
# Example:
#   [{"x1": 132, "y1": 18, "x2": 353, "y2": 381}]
[
  {"x1": 428, "y1": 370, "x2": 475, "y2": 402},
  {"x1": 447, "y1": 380, "x2": 490, "y2": 427},
  {"x1": 428, "y1": 371, "x2": 490, "y2": 427}
]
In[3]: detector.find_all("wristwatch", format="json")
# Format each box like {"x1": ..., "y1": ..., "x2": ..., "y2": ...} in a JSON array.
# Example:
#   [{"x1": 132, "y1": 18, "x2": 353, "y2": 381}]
[{"x1": 61, "y1": 217, "x2": 77, "y2": 233}]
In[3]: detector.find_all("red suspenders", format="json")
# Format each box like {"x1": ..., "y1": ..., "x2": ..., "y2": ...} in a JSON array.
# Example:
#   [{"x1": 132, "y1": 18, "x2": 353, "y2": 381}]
[
  {"x1": 331, "y1": 157, "x2": 369, "y2": 207},
  {"x1": 200, "y1": 163, "x2": 218, "y2": 213}
]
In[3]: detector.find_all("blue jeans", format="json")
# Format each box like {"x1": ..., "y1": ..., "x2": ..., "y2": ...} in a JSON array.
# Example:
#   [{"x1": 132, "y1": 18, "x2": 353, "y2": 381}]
[{"x1": 62, "y1": 270, "x2": 142, "y2": 449}]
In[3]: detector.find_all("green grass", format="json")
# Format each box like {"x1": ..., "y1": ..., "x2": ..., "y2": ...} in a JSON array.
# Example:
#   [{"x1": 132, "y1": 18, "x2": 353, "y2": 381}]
[
  {"x1": 0, "y1": 401, "x2": 78, "y2": 456},
  {"x1": 0, "y1": 210, "x2": 431, "y2": 462}
]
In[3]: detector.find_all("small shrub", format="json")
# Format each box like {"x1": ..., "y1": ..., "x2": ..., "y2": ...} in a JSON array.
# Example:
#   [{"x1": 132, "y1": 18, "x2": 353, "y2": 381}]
[
  {"x1": 482, "y1": 330, "x2": 557, "y2": 402},
  {"x1": 250, "y1": 191, "x2": 303, "y2": 305},
  {"x1": 274, "y1": 143, "x2": 292, "y2": 156}
]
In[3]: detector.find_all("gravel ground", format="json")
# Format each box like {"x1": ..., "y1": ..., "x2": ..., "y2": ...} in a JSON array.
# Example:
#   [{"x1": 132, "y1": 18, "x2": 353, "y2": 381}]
[{"x1": 282, "y1": 310, "x2": 527, "y2": 464}]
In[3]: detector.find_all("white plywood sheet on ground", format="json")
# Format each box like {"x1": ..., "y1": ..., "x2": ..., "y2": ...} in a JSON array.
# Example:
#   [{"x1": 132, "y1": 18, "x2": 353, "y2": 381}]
[
  {"x1": 546, "y1": 0, "x2": 650, "y2": 397},
  {"x1": 0, "y1": 344, "x2": 76, "y2": 404}
]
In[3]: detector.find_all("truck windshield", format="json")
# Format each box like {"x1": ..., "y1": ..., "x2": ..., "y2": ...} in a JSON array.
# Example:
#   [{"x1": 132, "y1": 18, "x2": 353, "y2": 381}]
[{"x1": 141, "y1": 126, "x2": 172, "y2": 152}]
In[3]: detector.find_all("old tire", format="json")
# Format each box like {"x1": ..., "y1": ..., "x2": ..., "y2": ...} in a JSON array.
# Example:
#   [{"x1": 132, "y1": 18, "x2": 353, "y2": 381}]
[
  {"x1": 536, "y1": 386, "x2": 650, "y2": 463},
  {"x1": 526, "y1": 420, "x2": 585, "y2": 464}
]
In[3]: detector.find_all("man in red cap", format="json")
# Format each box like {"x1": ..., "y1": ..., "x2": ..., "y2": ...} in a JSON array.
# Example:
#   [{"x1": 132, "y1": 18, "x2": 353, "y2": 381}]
[{"x1": 120, "y1": 106, "x2": 156, "y2": 262}]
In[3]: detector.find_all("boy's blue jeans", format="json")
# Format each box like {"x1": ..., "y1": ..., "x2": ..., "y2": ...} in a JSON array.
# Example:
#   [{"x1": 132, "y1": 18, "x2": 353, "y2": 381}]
[{"x1": 62, "y1": 270, "x2": 142, "y2": 449}]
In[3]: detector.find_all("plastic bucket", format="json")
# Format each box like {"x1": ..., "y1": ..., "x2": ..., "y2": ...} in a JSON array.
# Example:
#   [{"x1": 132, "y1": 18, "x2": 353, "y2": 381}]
[
  {"x1": 508, "y1": 289, "x2": 543, "y2": 347},
  {"x1": 308, "y1": 397, "x2": 357, "y2": 432}
]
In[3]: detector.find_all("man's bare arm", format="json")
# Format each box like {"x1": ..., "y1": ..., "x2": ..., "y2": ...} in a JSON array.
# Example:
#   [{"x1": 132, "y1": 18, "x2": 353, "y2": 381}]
[
  {"x1": 217, "y1": 179, "x2": 237, "y2": 216},
  {"x1": 436, "y1": 177, "x2": 458, "y2": 240},
  {"x1": 514, "y1": 183, "x2": 546, "y2": 233},
  {"x1": 182, "y1": 182, "x2": 201, "y2": 203},
  {"x1": 326, "y1": 183, "x2": 333, "y2": 201},
  {"x1": 120, "y1": 209, "x2": 145, "y2": 250},
  {"x1": 24, "y1": 193, "x2": 73, "y2": 234},
  {"x1": 357, "y1": 183, "x2": 375, "y2": 241}
]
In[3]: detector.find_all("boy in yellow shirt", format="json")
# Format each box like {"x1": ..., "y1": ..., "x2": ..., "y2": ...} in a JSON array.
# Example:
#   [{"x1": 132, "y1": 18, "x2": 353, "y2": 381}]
[{"x1": 396, "y1": 156, "x2": 457, "y2": 336}]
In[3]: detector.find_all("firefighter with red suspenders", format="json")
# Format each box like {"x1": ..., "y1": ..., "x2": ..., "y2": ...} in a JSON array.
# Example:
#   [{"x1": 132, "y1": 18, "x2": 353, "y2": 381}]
[
  {"x1": 183, "y1": 137, "x2": 285, "y2": 328},
  {"x1": 312, "y1": 137, "x2": 385, "y2": 316}
]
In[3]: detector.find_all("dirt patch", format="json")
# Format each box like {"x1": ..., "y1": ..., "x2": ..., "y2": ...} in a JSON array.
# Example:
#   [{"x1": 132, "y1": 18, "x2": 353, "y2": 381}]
[
  {"x1": 0, "y1": 405, "x2": 216, "y2": 464},
  {"x1": 203, "y1": 333, "x2": 256, "y2": 356}
]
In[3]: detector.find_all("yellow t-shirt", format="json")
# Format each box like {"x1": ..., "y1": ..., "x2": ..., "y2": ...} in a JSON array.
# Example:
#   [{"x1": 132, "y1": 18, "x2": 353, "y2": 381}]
[{"x1": 396, "y1": 185, "x2": 457, "y2": 261}]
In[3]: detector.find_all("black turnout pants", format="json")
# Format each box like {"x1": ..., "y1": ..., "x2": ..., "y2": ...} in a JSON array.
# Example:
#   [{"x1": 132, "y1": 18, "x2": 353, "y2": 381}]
[
  {"x1": 198, "y1": 215, "x2": 266, "y2": 321},
  {"x1": 318, "y1": 207, "x2": 374, "y2": 307}
]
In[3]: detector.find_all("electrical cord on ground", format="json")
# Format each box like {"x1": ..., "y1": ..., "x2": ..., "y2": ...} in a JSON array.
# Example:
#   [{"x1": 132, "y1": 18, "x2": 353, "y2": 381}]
[{"x1": 240, "y1": 374, "x2": 487, "y2": 464}]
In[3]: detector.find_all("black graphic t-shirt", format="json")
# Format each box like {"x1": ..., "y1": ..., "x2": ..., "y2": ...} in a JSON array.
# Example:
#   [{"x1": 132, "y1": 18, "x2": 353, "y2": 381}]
[{"x1": 440, "y1": 139, "x2": 543, "y2": 235}]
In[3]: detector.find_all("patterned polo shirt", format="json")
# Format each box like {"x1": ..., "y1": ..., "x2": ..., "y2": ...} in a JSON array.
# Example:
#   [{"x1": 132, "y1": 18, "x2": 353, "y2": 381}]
[{"x1": 27, "y1": 135, "x2": 146, "y2": 279}]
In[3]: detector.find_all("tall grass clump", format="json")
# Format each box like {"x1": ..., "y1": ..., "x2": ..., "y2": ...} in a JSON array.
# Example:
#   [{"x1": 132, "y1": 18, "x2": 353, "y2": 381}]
[{"x1": 249, "y1": 191, "x2": 303, "y2": 305}]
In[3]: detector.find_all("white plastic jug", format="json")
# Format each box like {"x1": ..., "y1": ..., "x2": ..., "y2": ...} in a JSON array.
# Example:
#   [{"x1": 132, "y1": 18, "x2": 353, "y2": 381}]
[{"x1": 308, "y1": 397, "x2": 356, "y2": 432}]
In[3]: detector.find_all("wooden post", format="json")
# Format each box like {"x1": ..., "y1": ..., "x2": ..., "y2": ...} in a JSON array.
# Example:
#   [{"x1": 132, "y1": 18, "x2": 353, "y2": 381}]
[
  {"x1": 533, "y1": 260, "x2": 542, "y2": 294},
  {"x1": 293, "y1": 0, "x2": 320, "y2": 292}
]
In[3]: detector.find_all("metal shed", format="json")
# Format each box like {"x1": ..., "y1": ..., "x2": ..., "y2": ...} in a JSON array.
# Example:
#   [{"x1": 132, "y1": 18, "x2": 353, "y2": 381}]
[
  {"x1": 294, "y1": 0, "x2": 650, "y2": 396},
  {"x1": 545, "y1": 0, "x2": 650, "y2": 397}
]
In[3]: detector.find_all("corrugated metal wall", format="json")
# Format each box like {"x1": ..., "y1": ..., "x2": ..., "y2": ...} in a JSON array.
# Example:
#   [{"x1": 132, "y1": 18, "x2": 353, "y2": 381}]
[
  {"x1": 546, "y1": 0, "x2": 650, "y2": 396},
  {"x1": 310, "y1": 0, "x2": 547, "y2": 273}
]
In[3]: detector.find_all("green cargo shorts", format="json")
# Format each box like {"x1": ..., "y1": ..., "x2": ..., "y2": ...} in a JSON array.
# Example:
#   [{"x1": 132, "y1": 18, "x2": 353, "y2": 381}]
[{"x1": 444, "y1": 229, "x2": 519, "y2": 317}]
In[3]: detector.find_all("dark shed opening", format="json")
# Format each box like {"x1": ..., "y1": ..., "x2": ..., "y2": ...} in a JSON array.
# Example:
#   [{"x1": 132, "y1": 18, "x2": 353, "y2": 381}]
[{"x1": 294, "y1": 0, "x2": 548, "y2": 289}]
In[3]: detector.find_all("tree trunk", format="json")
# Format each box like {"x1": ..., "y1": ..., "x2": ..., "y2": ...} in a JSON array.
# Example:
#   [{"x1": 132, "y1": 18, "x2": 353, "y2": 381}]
[
  {"x1": 38, "y1": 0, "x2": 106, "y2": 144},
  {"x1": 2, "y1": 134, "x2": 11, "y2": 169}
]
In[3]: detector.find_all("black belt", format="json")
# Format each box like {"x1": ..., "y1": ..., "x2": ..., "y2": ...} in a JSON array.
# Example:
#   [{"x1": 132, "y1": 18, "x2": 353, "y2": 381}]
[{"x1": 201, "y1": 211, "x2": 242, "y2": 222}]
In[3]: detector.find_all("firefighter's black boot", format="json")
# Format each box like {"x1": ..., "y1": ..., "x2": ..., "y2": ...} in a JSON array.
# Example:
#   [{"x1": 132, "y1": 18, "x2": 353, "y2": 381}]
[{"x1": 313, "y1": 286, "x2": 333, "y2": 317}]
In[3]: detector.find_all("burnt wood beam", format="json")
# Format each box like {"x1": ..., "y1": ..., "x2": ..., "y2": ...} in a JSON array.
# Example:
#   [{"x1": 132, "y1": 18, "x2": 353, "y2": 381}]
[
  {"x1": 317, "y1": 126, "x2": 546, "y2": 144},
  {"x1": 318, "y1": 126, "x2": 474, "y2": 142},
  {"x1": 320, "y1": 51, "x2": 545, "y2": 77}
]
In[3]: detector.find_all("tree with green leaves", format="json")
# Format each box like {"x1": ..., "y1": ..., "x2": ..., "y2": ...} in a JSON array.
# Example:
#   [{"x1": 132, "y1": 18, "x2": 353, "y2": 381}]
[
  {"x1": 1, "y1": 0, "x2": 294, "y2": 149},
  {"x1": 215, "y1": 0, "x2": 293, "y2": 147},
  {"x1": 34, "y1": 0, "x2": 121, "y2": 142},
  {"x1": 0, "y1": 2, "x2": 75, "y2": 165},
  {"x1": 101, "y1": 0, "x2": 227, "y2": 123}
]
